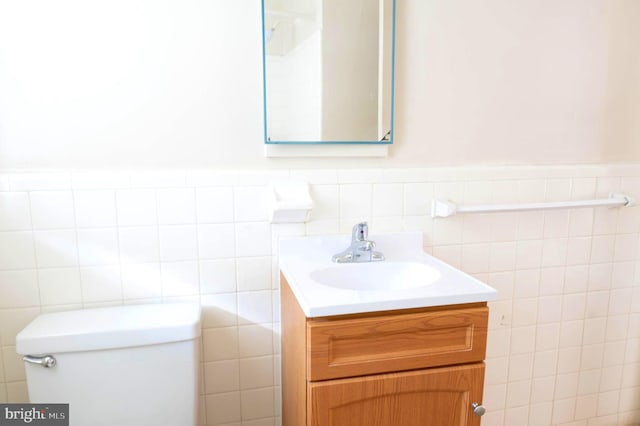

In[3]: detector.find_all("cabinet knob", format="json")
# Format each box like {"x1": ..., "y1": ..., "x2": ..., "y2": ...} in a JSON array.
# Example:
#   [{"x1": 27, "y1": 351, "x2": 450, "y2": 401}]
[{"x1": 471, "y1": 402, "x2": 485, "y2": 417}]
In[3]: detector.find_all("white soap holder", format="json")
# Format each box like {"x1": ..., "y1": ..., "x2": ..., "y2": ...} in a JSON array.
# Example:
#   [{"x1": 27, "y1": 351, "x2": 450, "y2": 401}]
[{"x1": 269, "y1": 181, "x2": 313, "y2": 223}]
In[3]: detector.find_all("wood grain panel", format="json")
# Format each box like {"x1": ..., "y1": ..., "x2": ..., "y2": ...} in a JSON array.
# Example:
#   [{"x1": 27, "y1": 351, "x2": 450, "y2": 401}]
[
  {"x1": 307, "y1": 307, "x2": 488, "y2": 381},
  {"x1": 281, "y1": 276, "x2": 308, "y2": 426},
  {"x1": 308, "y1": 363, "x2": 485, "y2": 426}
]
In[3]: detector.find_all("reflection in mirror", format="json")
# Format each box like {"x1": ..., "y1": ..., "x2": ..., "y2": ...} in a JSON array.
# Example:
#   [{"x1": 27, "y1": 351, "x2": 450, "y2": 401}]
[{"x1": 262, "y1": 0, "x2": 395, "y2": 144}]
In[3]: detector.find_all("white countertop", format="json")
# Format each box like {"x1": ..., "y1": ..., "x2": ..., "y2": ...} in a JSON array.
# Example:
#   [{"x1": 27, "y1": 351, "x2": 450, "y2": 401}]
[{"x1": 279, "y1": 232, "x2": 497, "y2": 317}]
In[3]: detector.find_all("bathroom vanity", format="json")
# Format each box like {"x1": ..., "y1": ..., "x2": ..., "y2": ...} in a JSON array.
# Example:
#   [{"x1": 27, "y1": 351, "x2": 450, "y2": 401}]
[{"x1": 278, "y1": 233, "x2": 496, "y2": 426}]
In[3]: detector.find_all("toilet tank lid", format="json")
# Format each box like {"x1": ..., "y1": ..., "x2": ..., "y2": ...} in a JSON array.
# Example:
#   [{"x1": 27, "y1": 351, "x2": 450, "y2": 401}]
[{"x1": 16, "y1": 303, "x2": 201, "y2": 355}]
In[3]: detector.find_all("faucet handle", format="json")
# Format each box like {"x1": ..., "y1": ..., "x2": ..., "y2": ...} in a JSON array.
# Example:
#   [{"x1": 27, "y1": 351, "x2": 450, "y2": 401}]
[{"x1": 352, "y1": 222, "x2": 368, "y2": 242}]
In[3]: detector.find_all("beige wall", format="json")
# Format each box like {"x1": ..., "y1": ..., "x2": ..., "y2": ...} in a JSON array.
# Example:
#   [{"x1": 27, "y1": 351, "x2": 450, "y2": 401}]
[
  {"x1": 393, "y1": 0, "x2": 640, "y2": 166},
  {"x1": 602, "y1": 0, "x2": 640, "y2": 162},
  {"x1": 0, "y1": 0, "x2": 638, "y2": 169}
]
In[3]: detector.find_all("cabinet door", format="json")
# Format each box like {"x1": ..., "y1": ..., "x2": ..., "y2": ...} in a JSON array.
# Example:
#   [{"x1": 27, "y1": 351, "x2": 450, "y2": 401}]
[{"x1": 308, "y1": 363, "x2": 485, "y2": 426}]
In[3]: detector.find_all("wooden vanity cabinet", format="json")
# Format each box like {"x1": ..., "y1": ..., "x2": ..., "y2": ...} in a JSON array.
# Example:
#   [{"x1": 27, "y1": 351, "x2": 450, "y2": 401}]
[{"x1": 281, "y1": 275, "x2": 490, "y2": 426}]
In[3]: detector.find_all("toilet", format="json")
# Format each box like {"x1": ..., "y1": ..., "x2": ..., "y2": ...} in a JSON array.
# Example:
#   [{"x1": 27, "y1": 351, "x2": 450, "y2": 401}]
[{"x1": 16, "y1": 303, "x2": 201, "y2": 426}]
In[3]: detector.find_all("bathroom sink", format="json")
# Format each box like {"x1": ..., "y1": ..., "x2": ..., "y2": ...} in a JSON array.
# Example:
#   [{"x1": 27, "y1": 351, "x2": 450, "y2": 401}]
[
  {"x1": 310, "y1": 261, "x2": 441, "y2": 291},
  {"x1": 279, "y1": 232, "x2": 497, "y2": 317}
]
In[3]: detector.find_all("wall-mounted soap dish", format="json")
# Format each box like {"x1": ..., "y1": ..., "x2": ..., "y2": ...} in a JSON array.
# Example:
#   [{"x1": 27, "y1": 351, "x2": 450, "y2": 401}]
[{"x1": 269, "y1": 181, "x2": 313, "y2": 223}]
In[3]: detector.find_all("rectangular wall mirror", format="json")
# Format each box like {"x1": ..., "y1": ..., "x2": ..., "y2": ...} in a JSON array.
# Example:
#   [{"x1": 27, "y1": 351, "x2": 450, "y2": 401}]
[{"x1": 262, "y1": 0, "x2": 396, "y2": 145}]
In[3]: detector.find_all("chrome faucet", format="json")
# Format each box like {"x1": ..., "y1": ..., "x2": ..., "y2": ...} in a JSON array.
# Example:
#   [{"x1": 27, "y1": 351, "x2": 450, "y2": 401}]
[{"x1": 332, "y1": 222, "x2": 385, "y2": 263}]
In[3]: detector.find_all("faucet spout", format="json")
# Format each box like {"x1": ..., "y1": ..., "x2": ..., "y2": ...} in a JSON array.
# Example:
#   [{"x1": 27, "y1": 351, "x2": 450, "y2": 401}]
[{"x1": 352, "y1": 222, "x2": 368, "y2": 242}]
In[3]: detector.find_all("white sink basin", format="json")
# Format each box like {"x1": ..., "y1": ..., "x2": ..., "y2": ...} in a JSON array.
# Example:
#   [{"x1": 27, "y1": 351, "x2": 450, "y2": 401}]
[
  {"x1": 279, "y1": 232, "x2": 497, "y2": 317},
  {"x1": 310, "y1": 261, "x2": 441, "y2": 291}
]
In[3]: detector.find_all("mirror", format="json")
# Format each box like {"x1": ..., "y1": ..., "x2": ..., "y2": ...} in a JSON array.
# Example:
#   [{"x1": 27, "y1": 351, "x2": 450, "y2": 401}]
[{"x1": 262, "y1": 0, "x2": 396, "y2": 144}]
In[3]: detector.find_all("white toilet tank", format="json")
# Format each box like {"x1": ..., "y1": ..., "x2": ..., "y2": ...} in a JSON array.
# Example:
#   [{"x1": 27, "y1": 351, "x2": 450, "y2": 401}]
[{"x1": 16, "y1": 303, "x2": 201, "y2": 426}]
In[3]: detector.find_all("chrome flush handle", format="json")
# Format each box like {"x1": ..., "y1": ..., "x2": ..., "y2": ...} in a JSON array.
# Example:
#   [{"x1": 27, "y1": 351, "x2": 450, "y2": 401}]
[{"x1": 23, "y1": 354, "x2": 57, "y2": 368}]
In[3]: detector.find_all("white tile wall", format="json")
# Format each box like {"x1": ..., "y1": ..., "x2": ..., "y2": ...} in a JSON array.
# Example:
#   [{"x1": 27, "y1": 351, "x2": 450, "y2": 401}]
[
  {"x1": 198, "y1": 224, "x2": 236, "y2": 259},
  {"x1": 0, "y1": 193, "x2": 31, "y2": 231},
  {"x1": 0, "y1": 232, "x2": 36, "y2": 270},
  {"x1": 37, "y1": 267, "x2": 83, "y2": 306},
  {"x1": 157, "y1": 189, "x2": 196, "y2": 225},
  {"x1": 0, "y1": 271, "x2": 39, "y2": 308},
  {"x1": 73, "y1": 190, "x2": 117, "y2": 228},
  {"x1": 0, "y1": 166, "x2": 639, "y2": 426},
  {"x1": 116, "y1": 189, "x2": 157, "y2": 226},
  {"x1": 159, "y1": 225, "x2": 198, "y2": 261},
  {"x1": 30, "y1": 191, "x2": 75, "y2": 230},
  {"x1": 196, "y1": 187, "x2": 235, "y2": 224}
]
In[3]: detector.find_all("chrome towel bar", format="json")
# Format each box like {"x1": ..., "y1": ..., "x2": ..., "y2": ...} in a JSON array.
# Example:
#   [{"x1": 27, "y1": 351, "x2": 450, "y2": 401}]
[{"x1": 431, "y1": 193, "x2": 633, "y2": 218}]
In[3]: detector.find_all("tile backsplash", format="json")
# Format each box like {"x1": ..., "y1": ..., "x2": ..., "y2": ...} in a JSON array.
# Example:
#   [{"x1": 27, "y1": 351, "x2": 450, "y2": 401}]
[{"x1": 0, "y1": 165, "x2": 639, "y2": 426}]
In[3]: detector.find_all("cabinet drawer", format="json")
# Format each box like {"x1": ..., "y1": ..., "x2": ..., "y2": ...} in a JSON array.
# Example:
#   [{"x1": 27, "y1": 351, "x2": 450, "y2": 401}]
[{"x1": 307, "y1": 307, "x2": 488, "y2": 381}]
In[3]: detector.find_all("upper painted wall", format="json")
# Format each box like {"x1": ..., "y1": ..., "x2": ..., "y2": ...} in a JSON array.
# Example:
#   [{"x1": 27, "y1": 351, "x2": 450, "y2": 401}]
[{"x1": 0, "y1": 0, "x2": 638, "y2": 169}]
